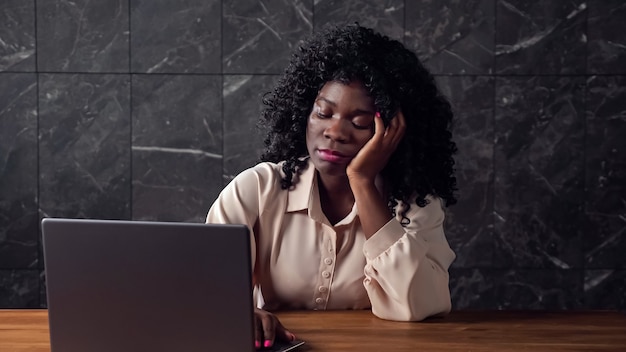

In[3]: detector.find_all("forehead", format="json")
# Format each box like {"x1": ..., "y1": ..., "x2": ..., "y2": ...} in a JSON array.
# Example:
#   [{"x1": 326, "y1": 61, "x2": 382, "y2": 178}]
[{"x1": 316, "y1": 81, "x2": 374, "y2": 109}]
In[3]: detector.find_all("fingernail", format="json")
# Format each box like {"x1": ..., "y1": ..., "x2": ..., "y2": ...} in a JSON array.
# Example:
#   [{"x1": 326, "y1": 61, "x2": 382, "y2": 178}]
[
  {"x1": 375, "y1": 112, "x2": 381, "y2": 118},
  {"x1": 255, "y1": 341, "x2": 260, "y2": 349},
  {"x1": 264, "y1": 340, "x2": 272, "y2": 348}
]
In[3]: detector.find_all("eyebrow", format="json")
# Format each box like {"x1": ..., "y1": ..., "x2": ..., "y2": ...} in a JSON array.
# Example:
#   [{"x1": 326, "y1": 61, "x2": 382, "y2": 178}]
[{"x1": 315, "y1": 97, "x2": 375, "y2": 116}]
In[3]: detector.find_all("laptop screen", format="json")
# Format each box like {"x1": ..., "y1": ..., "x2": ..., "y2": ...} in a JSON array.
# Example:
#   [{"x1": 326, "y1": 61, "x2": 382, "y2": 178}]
[{"x1": 42, "y1": 218, "x2": 256, "y2": 352}]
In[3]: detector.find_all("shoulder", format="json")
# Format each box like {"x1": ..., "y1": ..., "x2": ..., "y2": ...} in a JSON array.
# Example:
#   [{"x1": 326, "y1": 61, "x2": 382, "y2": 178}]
[
  {"x1": 239, "y1": 161, "x2": 283, "y2": 178},
  {"x1": 227, "y1": 161, "x2": 286, "y2": 194}
]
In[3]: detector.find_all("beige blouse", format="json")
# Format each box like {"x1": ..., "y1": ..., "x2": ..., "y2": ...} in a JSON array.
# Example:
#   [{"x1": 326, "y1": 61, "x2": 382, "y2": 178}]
[{"x1": 206, "y1": 159, "x2": 456, "y2": 321}]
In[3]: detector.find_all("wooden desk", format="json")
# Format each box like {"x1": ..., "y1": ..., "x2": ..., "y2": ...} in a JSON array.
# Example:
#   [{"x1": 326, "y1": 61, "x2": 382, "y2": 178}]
[{"x1": 1, "y1": 309, "x2": 625, "y2": 351}]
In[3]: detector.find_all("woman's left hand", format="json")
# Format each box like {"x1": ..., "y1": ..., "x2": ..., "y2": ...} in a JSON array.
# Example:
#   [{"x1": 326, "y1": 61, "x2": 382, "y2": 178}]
[{"x1": 347, "y1": 110, "x2": 406, "y2": 184}]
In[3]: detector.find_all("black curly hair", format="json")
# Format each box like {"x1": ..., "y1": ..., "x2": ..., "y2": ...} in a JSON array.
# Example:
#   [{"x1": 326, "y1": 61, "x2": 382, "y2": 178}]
[{"x1": 259, "y1": 23, "x2": 457, "y2": 219}]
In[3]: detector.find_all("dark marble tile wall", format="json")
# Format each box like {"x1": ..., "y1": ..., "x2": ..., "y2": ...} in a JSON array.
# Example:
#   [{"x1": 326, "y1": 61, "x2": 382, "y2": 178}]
[
  {"x1": 436, "y1": 75, "x2": 495, "y2": 268},
  {"x1": 37, "y1": 0, "x2": 130, "y2": 72},
  {"x1": 495, "y1": 0, "x2": 587, "y2": 75},
  {"x1": 406, "y1": 0, "x2": 495, "y2": 74},
  {"x1": 130, "y1": 0, "x2": 221, "y2": 73},
  {"x1": 223, "y1": 1, "x2": 312, "y2": 74},
  {"x1": 0, "y1": 1, "x2": 36, "y2": 71},
  {"x1": 0, "y1": 73, "x2": 38, "y2": 270},
  {"x1": 584, "y1": 75, "x2": 626, "y2": 269},
  {"x1": 314, "y1": 0, "x2": 404, "y2": 42},
  {"x1": 38, "y1": 74, "x2": 132, "y2": 221},
  {"x1": 131, "y1": 74, "x2": 223, "y2": 222},
  {"x1": 493, "y1": 75, "x2": 586, "y2": 269},
  {"x1": 0, "y1": 0, "x2": 624, "y2": 310},
  {"x1": 223, "y1": 75, "x2": 279, "y2": 182}
]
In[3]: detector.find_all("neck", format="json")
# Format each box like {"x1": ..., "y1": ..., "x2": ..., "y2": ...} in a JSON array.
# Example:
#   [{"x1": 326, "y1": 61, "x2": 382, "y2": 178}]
[
  {"x1": 316, "y1": 172, "x2": 355, "y2": 225},
  {"x1": 317, "y1": 172, "x2": 352, "y2": 198}
]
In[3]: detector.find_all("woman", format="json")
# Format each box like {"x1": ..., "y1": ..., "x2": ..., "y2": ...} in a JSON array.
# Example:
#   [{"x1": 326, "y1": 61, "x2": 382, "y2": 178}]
[{"x1": 207, "y1": 23, "x2": 457, "y2": 349}]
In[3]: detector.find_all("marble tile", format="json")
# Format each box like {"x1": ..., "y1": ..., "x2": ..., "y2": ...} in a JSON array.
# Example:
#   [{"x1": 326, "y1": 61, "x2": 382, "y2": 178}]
[
  {"x1": 405, "y1": 0, "x2": 495, "y2": 74},
  {"x1": 449, "y1": 268, "x2": 498, "y2": 309},
  {"x1": 451, "y1": 268, "x2": 583, "y2": 310},
  {"x1": 223, "y1": 75, "x2": 279, "y2": 184},
  {"x1": 38, "y1": 74, "x2": 131, "y2": 219},
  {"x1": 495, "y1": 0, "x2": 586, "y2": 74},
  {"x1": 584, "y1": 75, "x2": 626, "y2": 269},
  {"x1": 436, "y1": 76, "x2": 495, "y2": 268},
  {"x1": 0, "y1": 0, "x2": 36, "y2": 71},
  {"x1": 39, "y1": 270, "x2": 47, "y2": 308},
  {"x1": 130, "y1": 0, "x2": 220, "y2": 73},
  {"x1": 494, "y1": 269, "x2": 583, "y2": 309},
  {"x1": 584, "y1": 214, "x2": 626, "y2": 270},
  {"x1": 584, "y1": 270, "x2": 626, "y2": 311},
  {"x1": 314, "y1": 0, "x2": 403, "y2": 42},
  {"x1": 0, "y1": 270, "x2": 39, "y2": 308},
  {"x1": 0, "y1": 73, "x2": 38, "y2": 268},
  {"x1": 37, "y1": 0, "x2": 129, "y2": 72},
  {"x1": 131, "y1": 75, "x2": 222, "y2": 222},
  {"x1": 223, "y1": 0, "x2": 312, "y2": 74},
  {"x1": 587, "y1": 0, "x2": 626, "y2": 74},
  {"x1": 494, "y1": 76, "x2": 585, "y2": 269}
]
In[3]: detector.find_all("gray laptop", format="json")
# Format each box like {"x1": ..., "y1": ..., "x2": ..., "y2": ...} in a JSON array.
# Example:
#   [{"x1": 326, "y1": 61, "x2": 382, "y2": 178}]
[{"x1": 42, "y1": 218, "x2": 304, "y2": 352}]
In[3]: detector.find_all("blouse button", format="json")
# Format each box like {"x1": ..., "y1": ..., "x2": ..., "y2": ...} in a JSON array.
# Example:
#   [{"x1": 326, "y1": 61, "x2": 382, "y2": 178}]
[
  {"x1": 318, "y1": 286, "x2": 327, "y2": 293},
  {"x1": 324, "y1": 258, "x2": 333, "y2": 265},
  {"x1": 322, "y1": 271, "x2": 330, "y2": 278},
  {"x1": 315, "y1": 297, "x2": 324, "y2": 304}
]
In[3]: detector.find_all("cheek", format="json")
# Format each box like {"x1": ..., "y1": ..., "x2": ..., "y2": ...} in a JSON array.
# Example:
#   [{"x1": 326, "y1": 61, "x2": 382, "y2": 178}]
[
  {"x1": 306, "y1": 116, "x2": 326, "y2": 136},
  {"x1": 356, "y1": 131, "x2": 375, "y2": 149}
]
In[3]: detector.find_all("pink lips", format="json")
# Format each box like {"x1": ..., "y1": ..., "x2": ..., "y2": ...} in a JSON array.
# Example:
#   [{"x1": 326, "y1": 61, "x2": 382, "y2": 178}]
[{"x1": 317, "y1": 149, "x2": 350, "y2": 163}]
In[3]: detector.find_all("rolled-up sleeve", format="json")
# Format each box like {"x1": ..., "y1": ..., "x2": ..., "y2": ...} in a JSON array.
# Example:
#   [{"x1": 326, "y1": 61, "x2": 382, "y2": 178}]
[{"x1": 362, "y1": 197, "x2": 456, "y2": 321}]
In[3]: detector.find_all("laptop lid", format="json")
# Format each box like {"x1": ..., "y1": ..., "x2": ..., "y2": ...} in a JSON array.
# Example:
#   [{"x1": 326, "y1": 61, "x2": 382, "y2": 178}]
[{"x1": 42, "y1": 218, "x2": 255, "y2": 352}]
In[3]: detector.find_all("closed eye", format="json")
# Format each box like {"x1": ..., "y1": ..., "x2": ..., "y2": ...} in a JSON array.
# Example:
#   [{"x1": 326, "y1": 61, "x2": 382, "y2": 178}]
[
  {"x1": 352, "y1": 115, "x2": 374, "y2": 130},
  {"x1": 315, "y1": 105, "x2": 332, "y2": 118},
  {"x1": 317, "y1": 111, "x2": 332, "y2": 118},
  {"x1": 352, "y1": 122, "x2": 371, "y2": 130}
]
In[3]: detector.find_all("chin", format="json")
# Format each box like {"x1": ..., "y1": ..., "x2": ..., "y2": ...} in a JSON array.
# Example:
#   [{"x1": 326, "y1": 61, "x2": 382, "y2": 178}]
[{"x1": 313, "y1": 158, "x2": 348, "y2": 177}]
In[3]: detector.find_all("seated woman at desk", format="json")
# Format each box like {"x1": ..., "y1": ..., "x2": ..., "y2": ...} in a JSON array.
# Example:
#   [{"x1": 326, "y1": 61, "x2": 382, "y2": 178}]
[{"x1": 207, "y1": 23, "x2": 457, "y2": 349}]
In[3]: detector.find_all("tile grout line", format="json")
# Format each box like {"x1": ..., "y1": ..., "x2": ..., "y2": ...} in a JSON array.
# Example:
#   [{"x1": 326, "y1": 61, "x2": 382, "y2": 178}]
[
  {"x1": 33, "y1": 0, "x2": 43, "y2": 309},
  {"x1": 128, "y1": 0, "x2": 133, "y2": 221}
]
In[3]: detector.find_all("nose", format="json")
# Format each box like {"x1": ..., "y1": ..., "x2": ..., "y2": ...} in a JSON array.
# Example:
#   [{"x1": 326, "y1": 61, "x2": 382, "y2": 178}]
[{"x1": 323, "y1": 119, "x2": 349, "y2": 143}]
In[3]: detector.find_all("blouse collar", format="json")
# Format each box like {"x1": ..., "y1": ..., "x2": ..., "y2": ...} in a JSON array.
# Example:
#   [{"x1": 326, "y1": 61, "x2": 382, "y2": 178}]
[
  {"x1": 286, "y1": 158, "x2": 358, "y2": 226},
  {"x1": 286, "y1": 158, "x2": 315, "y2": 213}
]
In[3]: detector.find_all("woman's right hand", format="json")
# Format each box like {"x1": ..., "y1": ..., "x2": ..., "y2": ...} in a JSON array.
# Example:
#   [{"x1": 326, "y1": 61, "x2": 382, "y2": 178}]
[{"x1": 254, "y1": 308, "x2": 296, "y2": 349}]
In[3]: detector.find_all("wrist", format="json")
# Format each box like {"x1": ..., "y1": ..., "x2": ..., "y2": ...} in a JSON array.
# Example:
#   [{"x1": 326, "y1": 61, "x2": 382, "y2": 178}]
[
  {"x1": 347, "y1": 173, "x2": 376, "y2": 189},
  {"x1": 349, "y1": 179, "x2": 382, "y2": 205}
]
